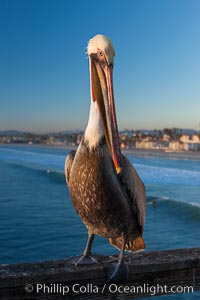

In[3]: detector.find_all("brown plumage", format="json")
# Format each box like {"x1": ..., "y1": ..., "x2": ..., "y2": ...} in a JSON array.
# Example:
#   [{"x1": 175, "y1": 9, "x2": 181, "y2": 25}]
[{"x1": 65, "y1": 138, "x2": 146, "y2": 252}]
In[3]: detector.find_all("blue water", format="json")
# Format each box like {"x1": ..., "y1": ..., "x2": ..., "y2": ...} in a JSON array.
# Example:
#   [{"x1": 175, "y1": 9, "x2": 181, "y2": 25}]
[{"x1": 0, "y1": 145, "x2": 200, "y2": 299}]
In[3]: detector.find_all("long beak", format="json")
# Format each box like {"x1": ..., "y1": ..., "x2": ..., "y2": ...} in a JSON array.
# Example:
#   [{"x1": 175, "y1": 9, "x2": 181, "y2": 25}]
[{"x1": 90, "y1": 55, "x2": 122, "y2": 174}]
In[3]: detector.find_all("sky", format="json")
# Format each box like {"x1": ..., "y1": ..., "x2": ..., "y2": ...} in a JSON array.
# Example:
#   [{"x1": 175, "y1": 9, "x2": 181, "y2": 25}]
[{"x1": 0, "y1": 0, "x2": 200, "y2": 133}]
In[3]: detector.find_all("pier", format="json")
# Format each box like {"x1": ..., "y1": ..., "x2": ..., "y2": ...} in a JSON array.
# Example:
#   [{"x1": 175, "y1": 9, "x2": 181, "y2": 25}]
[{"x1": 0, "y1": 247, "x2": 200, "y2": 299}]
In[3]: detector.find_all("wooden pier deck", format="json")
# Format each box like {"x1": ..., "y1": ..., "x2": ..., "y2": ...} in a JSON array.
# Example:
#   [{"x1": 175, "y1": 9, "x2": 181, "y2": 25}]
[{"x1": 0, "y1": 247, "x2": 200, "y2": 299}]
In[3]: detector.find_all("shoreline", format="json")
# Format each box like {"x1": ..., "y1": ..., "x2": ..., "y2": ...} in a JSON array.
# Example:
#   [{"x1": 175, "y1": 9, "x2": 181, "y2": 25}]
[
  {"x1": 123, "y1": 148, "x2": 200, "y2": 160},
  {"x1": 0, "y1": 143, "x2": 200, "y2": 161}
]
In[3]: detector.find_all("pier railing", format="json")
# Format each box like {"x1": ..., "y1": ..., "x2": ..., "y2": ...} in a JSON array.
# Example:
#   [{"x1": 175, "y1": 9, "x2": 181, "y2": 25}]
[{"x1": 0, "y1": 247, "x2": 200, "y2": 299}]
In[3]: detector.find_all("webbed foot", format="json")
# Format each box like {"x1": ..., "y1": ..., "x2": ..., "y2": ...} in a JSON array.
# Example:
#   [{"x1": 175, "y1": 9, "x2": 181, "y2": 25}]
[{"x1": 75, "y1": 255, "x2": 98, "y2": 266}]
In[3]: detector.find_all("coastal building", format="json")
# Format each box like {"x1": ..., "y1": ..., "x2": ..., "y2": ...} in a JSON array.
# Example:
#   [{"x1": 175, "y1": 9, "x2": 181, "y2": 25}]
[
  {"x1": 162, "y1": 134, "x2": 170, "y2": 142},
  {"x1": 179, "y1": 134, "x2": 190, "y2": 143},
  {"x1": 192, "y1": 134, "x2": 200, "y2": 143},
  {"x1": 168, "y1": 141, "x2": 183, "y2": 152},
  {"x1": 188, "y1": 143, "x2": 200, "y2": 151},
  {"x1": 135, "y1": 141, "x2": 157, "y2": 149}
]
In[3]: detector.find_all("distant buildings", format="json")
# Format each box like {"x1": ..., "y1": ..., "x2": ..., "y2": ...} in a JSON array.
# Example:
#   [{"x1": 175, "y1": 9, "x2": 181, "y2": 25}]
[
  {"x1": 0, "y1": 132, "x2": 83, "y2": 148},
  {"x1": 135, "y1": 132, "x2": 200, "y2": 152},
  {"x1": 0, "y1": 128, "x2": 200, "y2": 152}
]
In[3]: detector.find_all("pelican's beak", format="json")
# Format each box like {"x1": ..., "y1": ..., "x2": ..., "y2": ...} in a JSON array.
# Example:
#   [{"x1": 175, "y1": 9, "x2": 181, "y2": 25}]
[{"x1": 90, "y1": 55, "x2": 122, "y2": 174}]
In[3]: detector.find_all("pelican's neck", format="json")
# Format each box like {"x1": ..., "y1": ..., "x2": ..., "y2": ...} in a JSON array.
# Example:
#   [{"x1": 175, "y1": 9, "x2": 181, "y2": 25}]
[{"x1": 84, "y1": 100, "x2": 103, "y2": 149}]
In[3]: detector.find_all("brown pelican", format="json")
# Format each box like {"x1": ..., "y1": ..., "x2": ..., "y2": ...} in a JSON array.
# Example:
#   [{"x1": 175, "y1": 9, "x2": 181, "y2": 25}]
[{"x1": 65, "y1": 34, "x2": 146, "y2": 282}]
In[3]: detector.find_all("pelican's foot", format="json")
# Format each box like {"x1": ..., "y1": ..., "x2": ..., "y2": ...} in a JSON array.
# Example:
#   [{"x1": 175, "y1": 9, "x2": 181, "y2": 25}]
[
  {"x1": 73, "y1": 255, "x2": 98, "y2": 266},
  {"x1": 104, "y1": 260, "x2": 129, "y2": 283}
]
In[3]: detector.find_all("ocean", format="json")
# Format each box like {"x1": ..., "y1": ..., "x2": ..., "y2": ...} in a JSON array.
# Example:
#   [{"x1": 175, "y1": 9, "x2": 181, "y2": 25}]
[{"x1": 0, "y1": 144, "x2": 200, "y2": 300}]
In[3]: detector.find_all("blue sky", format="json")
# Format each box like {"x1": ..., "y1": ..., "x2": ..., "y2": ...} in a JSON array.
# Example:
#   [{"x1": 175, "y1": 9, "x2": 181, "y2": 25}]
[{"x1": 0, "y1": 0, "x2": 200, "y2": 133}]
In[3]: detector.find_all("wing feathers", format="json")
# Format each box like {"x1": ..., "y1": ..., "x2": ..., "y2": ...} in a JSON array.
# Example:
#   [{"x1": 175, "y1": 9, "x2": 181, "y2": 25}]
[
  {"x1": 120, "y1": 154, "x2": 146, "y2": 233},
  {"x1": 65, "y1": 150, "x2": 76, "y2": 185}
]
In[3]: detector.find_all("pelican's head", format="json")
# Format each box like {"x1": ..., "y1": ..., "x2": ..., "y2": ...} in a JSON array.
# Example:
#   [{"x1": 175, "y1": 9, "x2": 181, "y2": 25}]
[
  {"x1": 87, "y1": 34, "x2": 115, "y2": 66},
  {"x1": 87, "y1": 34, "x2": 121, "y2": 174}
]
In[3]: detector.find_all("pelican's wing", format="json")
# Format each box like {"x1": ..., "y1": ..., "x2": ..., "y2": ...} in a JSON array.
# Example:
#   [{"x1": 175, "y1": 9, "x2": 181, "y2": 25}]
[
  {"x1": 120, "y1": 154, "x2": 146, "y2": 233},
  {"x1": 65, "y1": 150, "x2": 76, "y2": 186}
]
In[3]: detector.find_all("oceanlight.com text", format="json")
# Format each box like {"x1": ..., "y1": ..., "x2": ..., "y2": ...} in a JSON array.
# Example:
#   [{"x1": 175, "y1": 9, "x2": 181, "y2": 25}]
[
  {"x1": 108, "y1": 283, "x2": 193, "y2": 295},
  {"x1": 25, "y1": 283, "x2": 194, "y2": 296}
]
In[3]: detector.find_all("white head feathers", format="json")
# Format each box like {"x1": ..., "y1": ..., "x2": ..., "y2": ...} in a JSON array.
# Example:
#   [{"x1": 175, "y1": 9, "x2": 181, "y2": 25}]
[{"x1": 87, "y1": 34, "x2": 115, "y2": 66}]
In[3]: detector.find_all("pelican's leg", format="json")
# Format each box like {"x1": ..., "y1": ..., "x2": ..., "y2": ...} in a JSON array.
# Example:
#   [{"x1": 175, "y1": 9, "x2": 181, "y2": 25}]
[
  {"x1": 83, "y1": 232, "x2": 94, "y2": 256},
  {"x1": 105, "y1": 236, "x2": 129, "y2": 283},
  {"x1": 75, "y1": 233, "x2": 97, "y2": 265}
]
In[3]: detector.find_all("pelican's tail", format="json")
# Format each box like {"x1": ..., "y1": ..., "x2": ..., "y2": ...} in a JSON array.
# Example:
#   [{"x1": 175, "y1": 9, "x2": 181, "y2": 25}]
[{"x1": 109, "y1": 233, "x2": 146, "y2": 252}]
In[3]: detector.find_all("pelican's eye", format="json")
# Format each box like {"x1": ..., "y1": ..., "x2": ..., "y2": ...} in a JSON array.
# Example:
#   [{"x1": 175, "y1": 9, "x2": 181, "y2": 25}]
[{"x1": 97, "y1": 49, "x2": 104, "y2": 57}]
